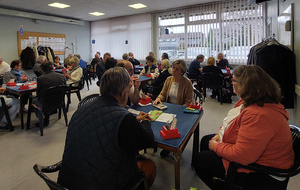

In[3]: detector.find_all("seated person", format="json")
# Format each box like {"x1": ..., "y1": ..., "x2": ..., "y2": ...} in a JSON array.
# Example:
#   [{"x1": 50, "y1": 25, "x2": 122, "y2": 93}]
[
  {"x1": 153, "y1": 59, "x2": 193, "y2": 107},
  {"x1": 0, "y1": 57, "x2": 11, "y2": 76},
  {"x1": 63, "y1": 54, "x2": 73, "y2": 68},
  {"x1": 104, "y1": 57, "x2": 117, "y2": 70},
  {"x1": 63, "y1": 57, "x2": 83, "y2": 86},
  {"x1": 0, "y1": 87, "x2": 20, "y2": 124},
  {"x1": 202, "y1": 57, "x2": 224, "y2": 99},
  {"x1": 216, "y1": 53, "x2": 229, "y2": 69},
  {"x1": 149, "y1": 52, "x2": 158, "y2": 66},
  {"x1": 96, "y1": 52, "x2": 111, "y2": 81},
  {"x1": 74, "y1": 54, "x2": 87, "y2": 70},
  {"x1": 194, "y1": 65, "x2": 294, "y2": 190},
  {"x1": 153, "y1": 60, "x2": 193, "y2": 157},
  {"x1": 3, "y1": 60, "x2": 30, "y2": 112},
  {"x1": 188, "y1": 54, "x2": 204, "y2": 90},
  {"x1": 33, "y1": 55, "x2": 46, "y2": 77},
  {"x1": 34, "y1": 61, "x2": 66, "y2": 126},
  {"x1": 128, "y1": 52, "x2": 140, "y2": 66},
  {"x1": 116, "y1": 60, "x2": 141, "y2": 106},
  {"x1": 53, "y1": 56, "x2": 64, "y2": 69},
  {"x1": 58, "y1": 67, "x2": 156, "y2": 189},
  {"x1": 140, "y1": 55, "x2": 159, "y2": 77},
  {"x1": 149, "y1": 59, "x2": 172, "y2": 100}
]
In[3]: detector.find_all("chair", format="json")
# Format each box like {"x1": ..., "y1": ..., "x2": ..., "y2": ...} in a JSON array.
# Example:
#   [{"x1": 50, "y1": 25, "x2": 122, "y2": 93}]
[
  {"x1": 27, "y1": 85, "x2": 68, "y2": 136},
  {"x1": 193, "y1": 86, "x2": 204, "y2": 104},
  {"x1": 0, "y1": 97, "x2": 14, "y2": 131},
  {"x1": 83, "y1": 68, "x2": 92, "y2": 90},
  {"x1": 187, "y1": 72, "x2": 202, "y2": 91},
  {"x1": 33, "y1": 161, "x2": 147, "y2": 190},
  {"x1": 202, "y1": 72, "x2": 224, "y2": 105},
  {"x1": 66, "y1": 77, "x2": 84, "y2": 112},
  {"x1": 220, "y1": 124, "x2": 300, "y2": 190},
  {"x1": 77, "y1": 93, "x2": 100, "y2": 108}
]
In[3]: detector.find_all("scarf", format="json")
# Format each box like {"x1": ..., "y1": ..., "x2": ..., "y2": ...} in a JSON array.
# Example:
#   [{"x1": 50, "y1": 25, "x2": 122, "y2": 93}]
[
  {"x1": 68, "y1": 65, "x2": 80, "y2": 75},
  {"x1": 11, "y1": 69, "x2": 22, "y2": 82}
]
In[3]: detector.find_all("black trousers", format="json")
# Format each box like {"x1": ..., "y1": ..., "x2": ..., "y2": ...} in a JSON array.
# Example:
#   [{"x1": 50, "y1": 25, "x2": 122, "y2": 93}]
[{"x1": 194, "y1": 134, "x2": 289, "y2": 190}]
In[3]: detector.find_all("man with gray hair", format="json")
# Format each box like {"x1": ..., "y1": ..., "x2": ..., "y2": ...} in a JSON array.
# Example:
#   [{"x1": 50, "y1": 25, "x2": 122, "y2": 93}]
[
  {"x1": 33, "y1": 55, "x2": 46, "y2": 77},
  {"x1": 0, "y1": 57, "x2": 10, "y2": 76},
  {"x1": 122, "y1": 53, "x2": 129, "y2": 60},
  {"x1": 188, "y1": 54, "x2": 204, "y2": 89},
  {"x1": 58, "y1": 67, "x2": 156, "y2": 189}
]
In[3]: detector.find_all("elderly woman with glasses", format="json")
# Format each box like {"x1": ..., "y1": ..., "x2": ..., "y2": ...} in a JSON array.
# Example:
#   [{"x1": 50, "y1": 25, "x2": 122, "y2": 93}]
[
  {"x1": 63, "y1": 57, "x2": 83, "y2": 86},
  {"x1": 3, "y1": 60, "x2": 29, "y2": 84},
  {"x1": 194, "y1": 65, "x2": 294, "y2": 190}
]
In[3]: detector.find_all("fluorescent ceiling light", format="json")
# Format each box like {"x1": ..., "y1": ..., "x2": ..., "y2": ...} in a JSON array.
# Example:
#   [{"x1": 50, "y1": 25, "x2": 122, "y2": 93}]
[
  {"x1": 89, "y1": 12, "x2": 105, "y2": 16},
  {"x1": 48, "y1": 2, "x2": 70, "y2": 9},
  {"x1": 128, "y1": 3, "x2": 147, "y2": 9}
]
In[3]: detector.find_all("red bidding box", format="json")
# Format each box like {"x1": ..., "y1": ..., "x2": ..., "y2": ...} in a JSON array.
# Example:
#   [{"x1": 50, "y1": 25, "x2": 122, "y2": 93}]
[
  {"x1": 19, "y1": 85, "x2": 29, "y2": 90},
  {"x1": 6, "y1": 82, "x2": 16, "y2": 86},
  {"x1": 139, "y1": 96, "x2": 152, "y2": 105},
  {"x1": 189, "y1": 102, "x2": 201, "y2": 109},
  {"x1": 160, "y1": 126, "x2": 181, "y2": 140}
]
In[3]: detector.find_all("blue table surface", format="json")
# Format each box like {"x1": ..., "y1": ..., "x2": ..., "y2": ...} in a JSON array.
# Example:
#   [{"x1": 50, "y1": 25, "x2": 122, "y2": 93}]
[
  {"x1": 138, "y1": 75, "x2": 152, "y2": 82},
  {"x1": 221, "y1": 69, "x2": 233, "y2": 74},
  {"x1": 6, "y1": 82, "x2": 37, "y2": 93},
  {"x1": 130, "y1": 102, "x2": 203, "y2": 148},
  {"x1": 134, "y1": 65, "x2": 144, "y2": 69}
]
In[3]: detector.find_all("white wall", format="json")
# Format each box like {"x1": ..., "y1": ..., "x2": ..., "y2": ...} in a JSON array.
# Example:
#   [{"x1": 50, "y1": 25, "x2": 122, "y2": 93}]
[
  {"x1": 0, "y1": 15, "x2": 91, "y2": 65},
  {"x1": 266, "y1": 0, "x2": 300, "y2": 125},
  {"x1": 91, "y1": 14, "x2": 152, "y2": 61}
]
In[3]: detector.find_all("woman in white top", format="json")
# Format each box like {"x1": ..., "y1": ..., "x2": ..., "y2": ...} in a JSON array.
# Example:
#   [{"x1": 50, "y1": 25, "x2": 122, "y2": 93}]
[{"x1": 64, "y1": 57, "x2": 83, "y2": 86}]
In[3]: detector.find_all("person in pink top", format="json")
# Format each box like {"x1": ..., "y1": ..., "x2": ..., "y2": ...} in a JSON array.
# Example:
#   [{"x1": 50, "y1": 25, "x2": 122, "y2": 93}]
[{"x1": 194, "y1": 65, "x2": 294, "y2": 189}]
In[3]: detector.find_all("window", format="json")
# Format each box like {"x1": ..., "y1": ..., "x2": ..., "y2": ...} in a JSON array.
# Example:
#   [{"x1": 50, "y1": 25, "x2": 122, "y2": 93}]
[{"x1": 155, "y1": 0, "x2": 263, "y2": 65}]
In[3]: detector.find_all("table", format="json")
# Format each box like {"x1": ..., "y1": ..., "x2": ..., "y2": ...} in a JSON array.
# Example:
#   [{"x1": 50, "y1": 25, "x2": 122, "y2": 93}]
[
  {"x1": 138, "y1": 75, "x2": 152, "y2": 83},
  {"x1": 221, "y1": 69, "x2": 233, "y2": 77},
  {"x1": 130, "y1": 103, "x2": 203, "y2": 190},
  {"x1": 6, "y1": 82, "x2": 37, "y2": 129},
  {"x1": 134, "y1": 65, "x2": 144, "y2": 74}
]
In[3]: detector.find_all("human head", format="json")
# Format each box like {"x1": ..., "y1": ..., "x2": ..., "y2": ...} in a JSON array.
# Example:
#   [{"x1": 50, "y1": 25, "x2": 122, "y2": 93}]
[
  {"x1": 162, "y1": 52, "x2": 169, "y2": 60},
  {"x1": 74, "y1": 54, "x2": 81, "y2": 60},
  {"x1": 206, "y1": 57, "x2": 216, "y2": 66},
  {"x1": 122, "y1": 53, "x2": 129, "y2": 60},
  {"x1": 103, "y1": 52, "x2": 111, "y2": 63},
  {"x1": 67, "y1": 54, "x2": 73, "y2": 58},
  {"x1": 95, "y1": 51, "x2": 101, "y2": 58},
  {"x1": 41, "y1": 61, "x2": 53, "y2": 73},
  {"x1": 105, "y1": 57, "x2": 117, "y2": 69},
  {"x1": 160, "y1": 59, "x2": 170, "y2": 70},
  {"x1": 149, "y1": 52, "x2": 156, "y2": 59},
  {"x1": 10, "y1": 60, "x2": 22, "y2": 71},
  {"x1": 232, "y1": 65, "x2": 281, "y2": 107},
  {"x1": 100, "y1": 67, "x2": 130, "y2": 105},
  {"x1": 69, "y1": 57, "x2": 80, "y2": 67},
  {"x1": 36, "y1": 55, "x2": 46, "y2": 64},
  {"x1": 145, "y1": 55, "x2": 154, "y2": 66},
  {"x1": 218, "y1": 53, "x2": 224, "y2": 60},
  {"x1": 196, "y1": 54, "x2": 204, "y2": 63},
  {"x1": 54, "y1": 56, "x2": 60, "y2": 63},
  {"x1": 172, "y1": 60, "x2": 187, "y2": 76},
  {"x1": 128, "y1": 52, "x2": 134, "y2": 58},
  {"x1": 116, "y1": 60, "x2": 134, "y2": 76}
]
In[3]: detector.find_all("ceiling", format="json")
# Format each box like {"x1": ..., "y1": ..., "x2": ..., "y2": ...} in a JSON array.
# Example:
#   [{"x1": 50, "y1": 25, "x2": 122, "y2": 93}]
[{"x1": 0, "y1": 0, "x2": 222, "y2": 22}]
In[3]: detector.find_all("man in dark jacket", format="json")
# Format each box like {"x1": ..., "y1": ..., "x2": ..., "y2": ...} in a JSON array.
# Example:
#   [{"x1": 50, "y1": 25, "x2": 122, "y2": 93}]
[
  {"x1": 58, "y1": 67, "x2": 156, "y2": 190},
  {"x1": 35, "y1": 61, "x2": 66, "y2": 126}
]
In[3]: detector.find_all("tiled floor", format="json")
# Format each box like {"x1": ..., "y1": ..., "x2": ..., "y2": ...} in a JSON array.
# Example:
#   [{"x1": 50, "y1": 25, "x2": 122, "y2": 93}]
[{"x1": 0, "y1": 79, "x2": 299, "y2": 190}]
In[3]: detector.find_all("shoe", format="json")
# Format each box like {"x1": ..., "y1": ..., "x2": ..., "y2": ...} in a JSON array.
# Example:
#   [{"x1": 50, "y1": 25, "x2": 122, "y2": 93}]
[{"x1": 160, "y1": 150, "x2": 170, "y2": 157}]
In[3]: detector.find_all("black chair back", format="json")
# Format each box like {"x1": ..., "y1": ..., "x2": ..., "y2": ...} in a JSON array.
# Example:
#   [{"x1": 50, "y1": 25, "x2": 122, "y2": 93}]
[
  {"x1": 78, "y1": 94, "x2": 100, "y2": 108},
  {"x1": 0, "y1": 97, "x2": 14, "y2": 131},
  {"x1": 33, "y1": 161, "x2": 67, "y2": 190},
  {"x1": 40, "y1": 86, "x2": 68, "y2": 115},
  {"x1": 193, "y1": 86, "x2": 204, "y2": 104},
  {"x1": 289, "y1": 125, "x2": 300, "y2": 177},
  {"x1": 202, "y1": 72, "x2": 223, "y2": 90}
]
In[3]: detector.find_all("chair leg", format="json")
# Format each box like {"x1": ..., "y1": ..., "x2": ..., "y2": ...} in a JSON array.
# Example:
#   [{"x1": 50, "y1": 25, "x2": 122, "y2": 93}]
[
  {"x1": 219, "y1": 89, "x2": 222, "y2": 105},
  {"x1": 26, "y1": 98, "x2": 33, "y2": 130},
  {"x1": 36, "y1": 111, "x2": 44, "y2": 136},
  {"x1": 66, "y1": 93, "x2": 71, "y2": 112},
  {"x1": 62, "y1": 106, "x2": 68, "y2": 127},
  {"x1": 76, "y1": 91, "x2": 82, "y2": 101},
  {"x1": 86, "y1": 79, "x2": 90, "y2": 90},
  {"x1": 58, "y1": 108, "x2": 61, "y2": 119}
]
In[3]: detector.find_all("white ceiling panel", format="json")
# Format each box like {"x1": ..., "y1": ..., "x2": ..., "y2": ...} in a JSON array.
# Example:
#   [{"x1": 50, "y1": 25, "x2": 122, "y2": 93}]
[{"x1": 0, "y1": 0, "x2": 222, "y2": 21}]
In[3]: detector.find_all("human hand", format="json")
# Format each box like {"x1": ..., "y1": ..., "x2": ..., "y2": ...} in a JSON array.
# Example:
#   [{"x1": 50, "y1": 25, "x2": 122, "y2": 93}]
[
  {"x1": 21, "y1": 75, "x2": 28, "y2": 82},
  {"x1": 152, "y1": 98, "x2": 161, "y2": 106},
  {"x1": 211, "y1": 134, "x2": 220, "y2": 143},
  {"x1": 0, "y1": 87, "x2": 5, "y2": 94},
  {"x1": 209, "y1": 139, "x2": 217, "y2": 151},
  {"x1": 133, "y1": 78, "x2": 141, "y2": 89},
  {"x1": 136, "y1": 111, "x2": 151, "y2": 121}
]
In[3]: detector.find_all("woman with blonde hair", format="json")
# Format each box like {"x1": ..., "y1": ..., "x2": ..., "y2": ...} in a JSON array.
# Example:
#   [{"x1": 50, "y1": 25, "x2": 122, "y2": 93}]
[
  {"x1": 202, "y1": 57, "x2": 224, "y2": 99},
  {"x1": 149, "y1": 52, "x2": 157, "y2": 66},
  {"x1": 64, "y1": 57, "x2": 83, "y2": 86}
]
